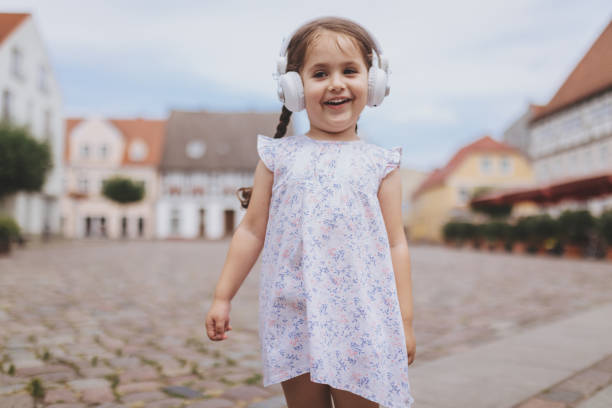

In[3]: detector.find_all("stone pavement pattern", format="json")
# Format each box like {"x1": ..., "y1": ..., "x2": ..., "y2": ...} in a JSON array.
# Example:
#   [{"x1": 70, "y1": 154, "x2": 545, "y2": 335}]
[{"x1": 0, "y1": 241, "x2": 611, "y2": 407}]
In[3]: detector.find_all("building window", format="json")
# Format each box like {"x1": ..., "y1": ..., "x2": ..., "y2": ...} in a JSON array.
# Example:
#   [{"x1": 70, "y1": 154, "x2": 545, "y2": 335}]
[
  {"x1": 78, "y1": 177, "x2": 88, "y2": 193},
  {"x1": 43, "y1": 109, "x2": 52, "y2": 141},
  {"x1": 458, "y1": 187, "x2": 470, "y2": 204},
  {"x1": 129, "y1": 139, "x2": 148, "y2": 161},
  {"x1": 100, "y1": 144, "x2": 108, "y2": 158},
  {"x1": 81, "y1": 144, "x2": 90, "y2": 158},
  {"x1": 480, "y1": 156, "x2": 492, "y2": 174},
  {"x1": 11, "y1": 48, "x2": 23, "y2": 79},
  {"x1": 2, "y1": 90, "x2": 12, "y2": 122},
  {"x1": 500, "y1": 156, "x2": 513, "y2": 174},
  {"x1": 170, "y1": 208, "x2": 180, "y2": 235},
  {"x1": 38, "y1": 65, "x2": 48, "y2": 92}
]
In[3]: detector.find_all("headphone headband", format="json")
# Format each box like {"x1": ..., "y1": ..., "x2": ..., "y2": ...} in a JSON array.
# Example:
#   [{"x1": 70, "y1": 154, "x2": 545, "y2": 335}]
[{"x1": 277, "y1": 22, "x2": 385, "y2": 74}]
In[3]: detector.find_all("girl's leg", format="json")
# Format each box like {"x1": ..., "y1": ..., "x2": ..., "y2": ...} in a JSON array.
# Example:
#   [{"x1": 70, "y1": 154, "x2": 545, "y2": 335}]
[
  {"x1": 330, "y1": 386, "x2": 379, "y2": 408},
  {"x1": 281, "y1": 372, "x2": 333, "y2": 408}
]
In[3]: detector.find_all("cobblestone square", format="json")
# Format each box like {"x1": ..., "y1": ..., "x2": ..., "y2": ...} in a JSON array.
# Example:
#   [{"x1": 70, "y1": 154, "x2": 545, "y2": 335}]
[{"x1": 1, "y1": 240, "x2": 611, "y2": 407}]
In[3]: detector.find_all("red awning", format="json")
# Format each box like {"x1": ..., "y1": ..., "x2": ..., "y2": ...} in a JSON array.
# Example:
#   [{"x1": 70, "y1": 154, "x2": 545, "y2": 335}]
[{"x1": 471, "y1": 172, "x2": 612, "y2": 206}]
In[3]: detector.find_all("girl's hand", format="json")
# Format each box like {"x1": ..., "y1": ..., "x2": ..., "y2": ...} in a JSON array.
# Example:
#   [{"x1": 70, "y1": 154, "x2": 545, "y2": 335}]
[
  {"x1": 205, "y1": 298, "x2": 233, "y2": 341},
  {"x1": 403, "y1": 323, "x2": 416, "y2": 365}
]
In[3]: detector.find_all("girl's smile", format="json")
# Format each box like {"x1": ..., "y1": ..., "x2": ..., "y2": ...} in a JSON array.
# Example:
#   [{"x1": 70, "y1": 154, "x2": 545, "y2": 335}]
[{"x1": 300, "y1": 29, "x2": 369, "y2": 140}]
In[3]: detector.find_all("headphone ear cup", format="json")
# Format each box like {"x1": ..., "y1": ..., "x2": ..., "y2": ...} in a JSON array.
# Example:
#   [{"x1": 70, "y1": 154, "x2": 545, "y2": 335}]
[
  {"x1": 279, "y1": 71, "x2": 305, "y2": 112},
  {"x1": 367, "y1": 66, "x2": 388, "y2": 107}
]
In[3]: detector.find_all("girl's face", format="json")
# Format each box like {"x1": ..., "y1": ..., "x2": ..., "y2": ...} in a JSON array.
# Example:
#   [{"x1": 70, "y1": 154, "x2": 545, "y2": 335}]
[{"x1": 300, "y1": 30, "x2": 369, "y2": 139}]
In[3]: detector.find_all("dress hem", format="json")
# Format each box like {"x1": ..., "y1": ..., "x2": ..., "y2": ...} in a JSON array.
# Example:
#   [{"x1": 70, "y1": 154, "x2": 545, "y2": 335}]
[{"x1": 263, "y1": 367, "x2": 414, "y2": 408}]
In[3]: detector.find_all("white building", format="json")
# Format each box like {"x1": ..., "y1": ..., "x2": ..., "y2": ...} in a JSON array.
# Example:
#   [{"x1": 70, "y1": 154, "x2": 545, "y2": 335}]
[
  {"x1": 527, "y1": 19, "x2": 612, "y2": 215},
  {"x1": 0, "y1": 13, "x2": 64, "y2": 236},
  {"x1": 156, "y1": 110, "x2": 289, "y2": 240},
  {"x1": 61, "y1": 118, "x2": 165, "y2": 239}
]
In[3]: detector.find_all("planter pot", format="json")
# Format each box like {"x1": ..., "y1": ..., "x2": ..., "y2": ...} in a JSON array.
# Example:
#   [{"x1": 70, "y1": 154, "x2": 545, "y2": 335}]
[
  {"x1": 0, "y1": 239, "x2": 10, "y2": 255},
  {"x1": 606, "y1": 247, "x2": 612, "y2": 261},
  {"x1": 563, "y1": 244, "x2": 583, "y2": 259},
  {"x1": 537, "y1": 245, "x2": 548, "y2": 256},
  {"x1": 513, "y1": 242, "x2": 527, "y2": 254}
]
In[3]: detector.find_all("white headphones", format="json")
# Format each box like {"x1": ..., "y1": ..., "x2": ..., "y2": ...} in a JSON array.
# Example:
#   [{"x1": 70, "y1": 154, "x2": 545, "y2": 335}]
[{"x1": 273, "y1": 22, "x2": 390, "y2": 112}]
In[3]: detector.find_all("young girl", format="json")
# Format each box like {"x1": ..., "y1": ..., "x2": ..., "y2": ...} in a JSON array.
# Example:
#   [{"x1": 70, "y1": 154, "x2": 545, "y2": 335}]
[{"x1": 205, "y1": 16, "x2": 416, "y2": 408}]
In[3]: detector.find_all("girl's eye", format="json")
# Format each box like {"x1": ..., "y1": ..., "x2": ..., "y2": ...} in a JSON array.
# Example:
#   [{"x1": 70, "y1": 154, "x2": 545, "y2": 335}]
[
  {"x1": 344, "y1": 68, "x2": 357, "y2": 74},
  {"x1": 314, "y1": 71, "x2": 326, "y2": 78}
]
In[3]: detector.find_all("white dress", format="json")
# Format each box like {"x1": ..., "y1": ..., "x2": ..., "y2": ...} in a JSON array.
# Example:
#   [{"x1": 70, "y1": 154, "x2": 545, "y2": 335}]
[{"x1": 257, "y1": 133, "x2": 414, "y2": 408}]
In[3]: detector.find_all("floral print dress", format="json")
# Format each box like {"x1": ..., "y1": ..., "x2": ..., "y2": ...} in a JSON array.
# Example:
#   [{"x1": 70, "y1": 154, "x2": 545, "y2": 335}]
[{"x1": 256, "y1": 133, "x2": 414, "y2": 408}]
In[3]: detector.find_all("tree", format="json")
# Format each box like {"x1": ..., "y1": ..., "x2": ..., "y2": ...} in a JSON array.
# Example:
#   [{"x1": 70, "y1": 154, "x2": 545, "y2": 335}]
[
  {"x1": 0, "y1": 122, "x2": 52, "y2": 198},
  {"x1": 102, "y1": 176, "x2": 144, "y2": 204},
  {"x1": 469, "y1": 186, "x2": 513, "y2": 219}
]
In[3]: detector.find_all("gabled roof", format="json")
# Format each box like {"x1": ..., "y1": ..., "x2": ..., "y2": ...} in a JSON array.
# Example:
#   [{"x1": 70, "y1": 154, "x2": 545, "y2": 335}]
[
  {"x1": 412, "y1": 135, "x2": 523, "y2": 200},
  {"x1": 531, "y1": 19, "x2": 612, "y2": 123},
  {"x1": 65, "y1": 118, "x2": 166, "y2": 166},
  {"x1": 160, "y1": 110, "x2": 292, "y2": 172},
  {"x1": 0, "y1": 13, "x2": 29, "y2": 45}
]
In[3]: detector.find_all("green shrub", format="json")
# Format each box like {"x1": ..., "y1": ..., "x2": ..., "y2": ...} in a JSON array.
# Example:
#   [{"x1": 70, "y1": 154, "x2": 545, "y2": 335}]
[
  {"x1": 597, "y1": 210, "x2": 612, "y2": 246},
  {"x1": 0, "y1": 216, "x2": 20, "y2": 241},
  {"x1": 558, "y1": 210, "x2": 595, "y2": 246}
]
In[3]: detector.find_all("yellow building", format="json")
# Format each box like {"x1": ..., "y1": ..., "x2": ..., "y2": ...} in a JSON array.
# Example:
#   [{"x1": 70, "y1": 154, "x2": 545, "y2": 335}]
[{"x1": 408, "y1": 135, "x2": 535, "y2": 243}]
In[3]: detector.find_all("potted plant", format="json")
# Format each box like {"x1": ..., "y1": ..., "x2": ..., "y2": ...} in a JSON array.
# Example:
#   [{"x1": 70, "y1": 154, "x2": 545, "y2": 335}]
[
  {"x1": 470, "y1": 223, "x2": 485, "y2": 250},
  {"x1": 443, "y1": 221, "x2": 460, "y2": 247},
  {"x1": 597, "y1": 210, "x2": 612, "y2": 261},
  {"x1": 483, "y1": 221, "x2": 507, "y2": 251},
  {"x1": 558, "y1": 210, "x2": 595, "y2": 258},
  {"x1": 533, "y1": 214, "x2": 559, "y2": 256},
  {"x1": 511, "y1": 218, "x2": 529, "y2": 254}
]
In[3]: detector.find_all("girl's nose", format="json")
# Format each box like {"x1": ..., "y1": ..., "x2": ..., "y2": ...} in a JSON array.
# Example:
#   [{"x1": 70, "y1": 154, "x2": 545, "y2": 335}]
[{"x1": 328, "y1": 73, "x2": 346, "y2": 91}]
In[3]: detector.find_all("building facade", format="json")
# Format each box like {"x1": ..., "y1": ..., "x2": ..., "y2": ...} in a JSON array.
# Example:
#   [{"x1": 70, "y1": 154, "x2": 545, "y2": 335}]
[
  {"x1": 61, "y1": 118, "x2": 165, "y2": 239},
  {"x1": 0, "y1": 13, "x2": 64, "y2": 236},
  {"x1": 526, "y1": 19, "x2": 612, "y2": 216},
  {"x1": 409, "y1": 136, "x2": 535, "y2": 243},
  {"x1": 156, "y1": 110, "x2": 289, "y2": 240}
]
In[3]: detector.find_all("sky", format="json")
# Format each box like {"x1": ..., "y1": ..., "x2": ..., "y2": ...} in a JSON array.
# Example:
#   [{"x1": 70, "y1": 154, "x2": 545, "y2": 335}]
[{"x1": 2, "y1": 0, "x2": 611, "y2": 172}]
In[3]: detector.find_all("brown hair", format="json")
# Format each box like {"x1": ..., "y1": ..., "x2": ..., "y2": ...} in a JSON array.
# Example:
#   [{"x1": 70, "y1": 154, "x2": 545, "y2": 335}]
[{"x1": 237, "y1": 16, "x2": 380, "y2": 209}]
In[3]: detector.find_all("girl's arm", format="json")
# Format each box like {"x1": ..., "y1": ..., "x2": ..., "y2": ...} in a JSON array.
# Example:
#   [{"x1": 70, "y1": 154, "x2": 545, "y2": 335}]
[
  {"x1": 378, "y1": 169, "x2": 414, "y2": 326},
  {"x1": 206, "y1": 160, "x2": 273, "y2": 341}
]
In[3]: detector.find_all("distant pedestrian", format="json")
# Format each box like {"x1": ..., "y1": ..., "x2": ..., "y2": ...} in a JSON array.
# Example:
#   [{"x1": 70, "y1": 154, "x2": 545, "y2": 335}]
[{"x1": 205, "y1": 16, "x2": 415, "y2": 408}]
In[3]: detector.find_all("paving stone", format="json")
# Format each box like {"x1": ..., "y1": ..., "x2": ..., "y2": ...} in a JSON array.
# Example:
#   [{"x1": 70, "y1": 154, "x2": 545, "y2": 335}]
[
  {"x1": 166, "y1": 375, "x2": 200, "y2": 385},
  {"x1": 515, "y1": 397, "x2": 567, "y2": 408},
  {"x1": 0, "y1": 392, "x2": 33, "y2": 408},
  {"x1": 116, "y1": 381, "x2": 162, "y2": 394},
  {"x1": 107, "y1": 356, "x2": 142, "y2": 369},
  {"x1": 97, "y1": 403, "x2": 128, "y2": 408},
  {"x1": 44, "y1": 388, "x2": 79, "y2": 404},
  {"x1": 162, "y1": 385, "x2": 204, "y2": 399},
  {"x1": 222, "y1": 385, "x2": 272, "y2": 401},
  {"x1": 591, "y1": 356, "x2": 612, "y2": 373},
  {"x1": 540, "y1": 389, "x2": 583, "y2": 403},
  {"x1": 46, "y1": 404, "x2": 87, "y2": 408},
  {"x1": 79, "y1": 366, "x2": 116, "y2": 378},
  {"x1": 552, "y1": 369, "x2": 612, "y2": 397},
  {"x1": 67, "y1": 378, "x2": 109, "y2": 390},
  {"x1": 34, "y1": 371, "x2": 77, "y2": 382},
  {"x1": 120, "y1": 390, "x2": 168, "y2": 403},
  {"x1": 147, "y1": 397, "x2": 187, "y2": 408},
  {"x1": 81, "y1": 386, "x2": 116, "y2": 404},
  {"x1": 247, "y1": 395, "x2": 288, "y2": 408},
  {"x1": 0, "y1": 384, "x2": 26, "y2": 395},
  {"x1": 186, "y1": 399, "x2": 235, "y2": 408},
  {"x1": 15, "y1": 364, "x2": 72, "y2": 377},
  {"x1": 119, "y1": 366, "x2": 159, "y2": 383}
]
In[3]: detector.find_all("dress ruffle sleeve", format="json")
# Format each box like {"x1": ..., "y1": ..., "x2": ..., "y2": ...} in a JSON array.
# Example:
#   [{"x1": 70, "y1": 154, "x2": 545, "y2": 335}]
[
  {"x1": 257, "y1": 134, "x2": 279, "y2": 172},
  {"x1": 381, "y1": 145, "x2": 402, "y2": 179}
]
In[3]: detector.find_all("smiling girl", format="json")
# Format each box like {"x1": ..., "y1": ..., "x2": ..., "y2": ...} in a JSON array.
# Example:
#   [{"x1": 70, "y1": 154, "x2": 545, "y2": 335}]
[{"x1": 206, "y1": 16, "x2": 416, "y2": 408}]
